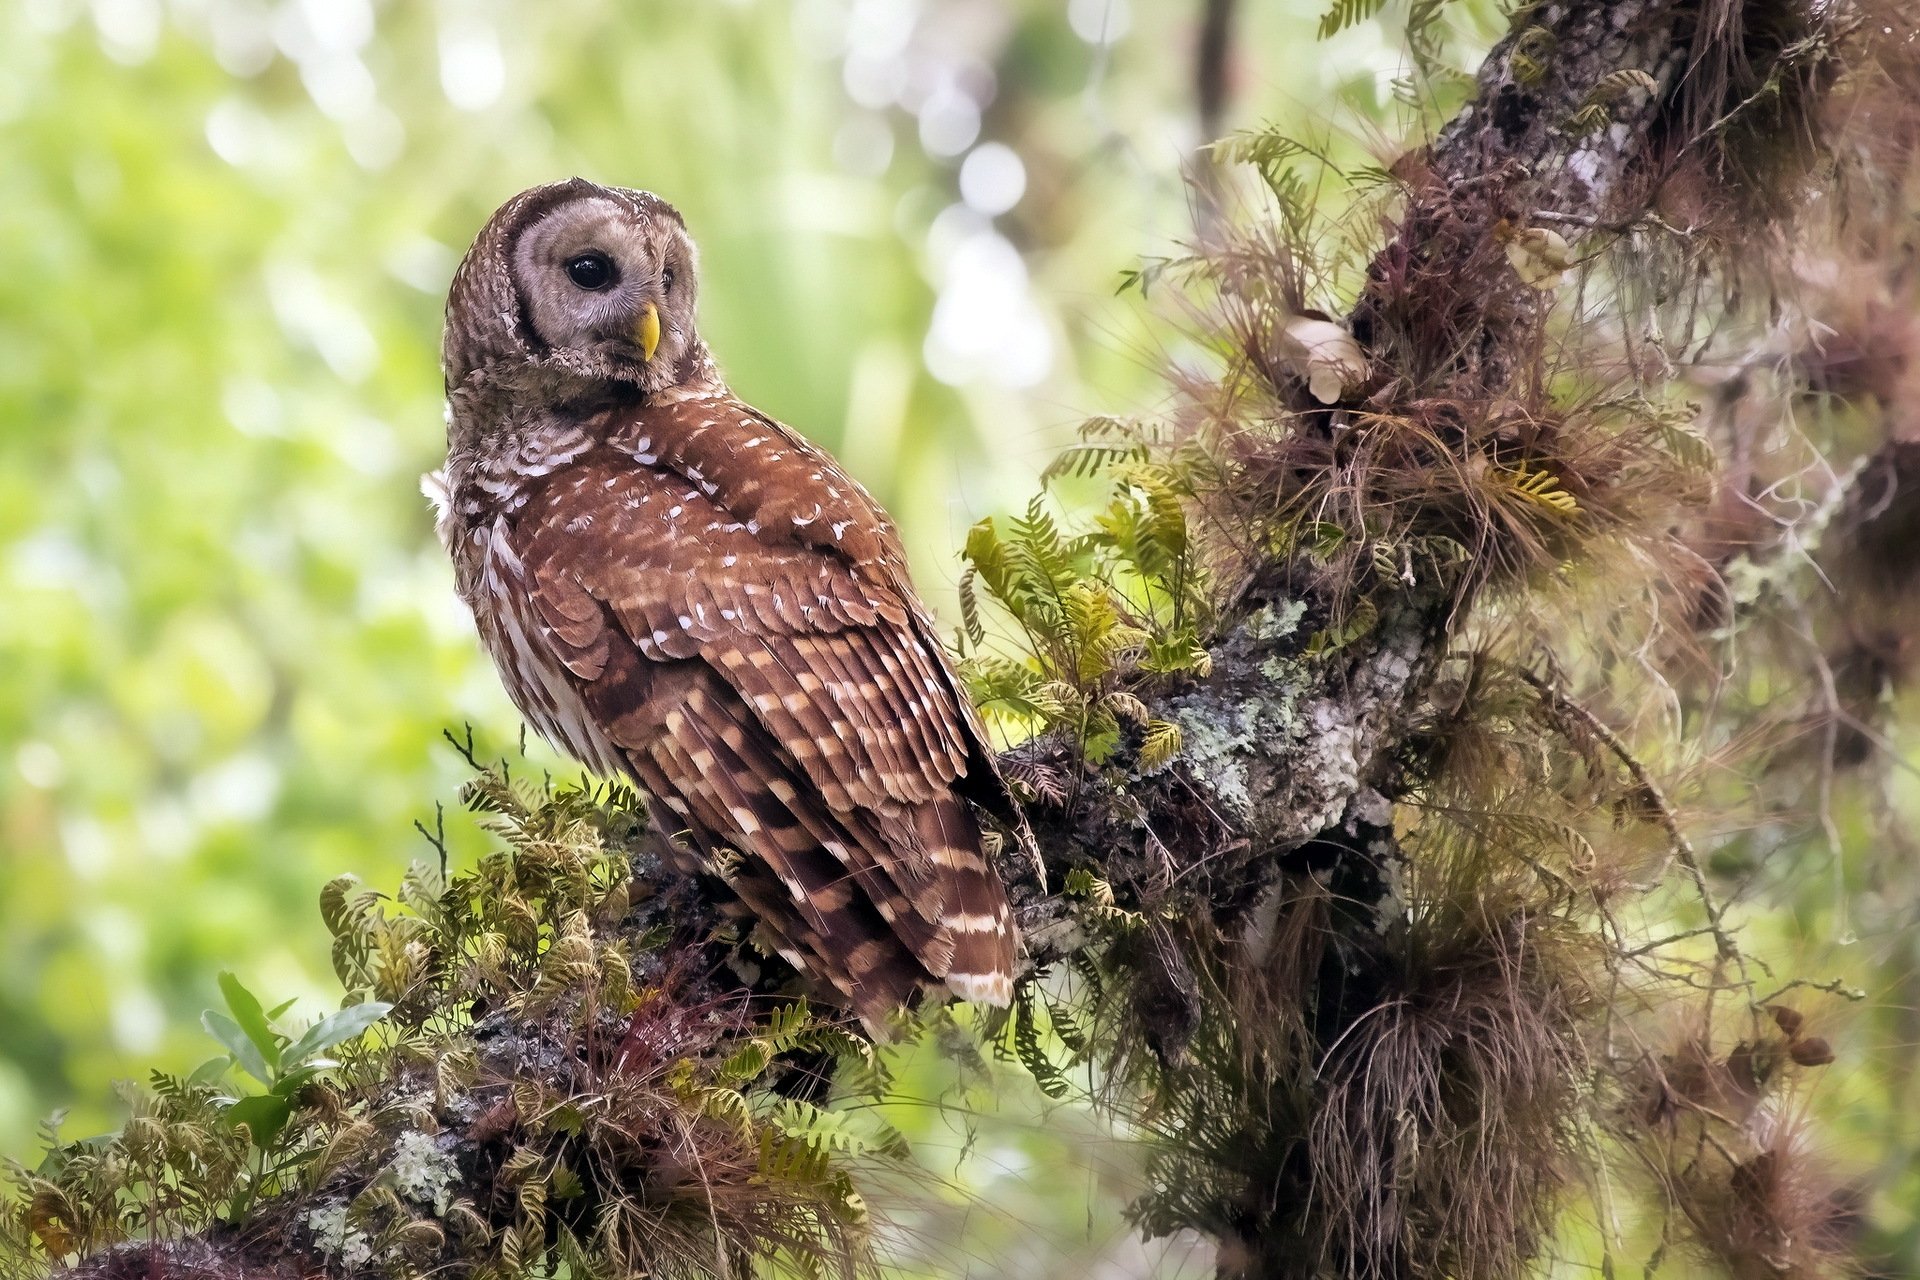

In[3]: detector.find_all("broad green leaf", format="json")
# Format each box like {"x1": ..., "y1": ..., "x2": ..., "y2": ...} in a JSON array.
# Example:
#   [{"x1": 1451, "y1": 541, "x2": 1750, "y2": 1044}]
[
  {"x1": 226, "y1": 1093, "x2": 293, "y2": 1152},
  {"x1": 201, "y1": 1010, "x2": 271, "y2": 1086},
  {"x1": 218, "y1": 972, "x2": 283, "y2": 1074},
  {"x1": 186, "y1": 1056, "x2": 231, "y2": 1086},
  {"x1": 283, "y1": 1002, "x2": 393, "y2": 1066},
  {"x1": 270, "y1": 1062, "x2": 336, "y2": 1098}
]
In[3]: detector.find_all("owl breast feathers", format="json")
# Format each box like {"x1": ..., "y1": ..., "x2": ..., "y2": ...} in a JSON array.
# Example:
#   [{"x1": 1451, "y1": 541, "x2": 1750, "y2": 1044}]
[{"x1": 435, "y1": 179, "x2": 1020, "y2": 1020}]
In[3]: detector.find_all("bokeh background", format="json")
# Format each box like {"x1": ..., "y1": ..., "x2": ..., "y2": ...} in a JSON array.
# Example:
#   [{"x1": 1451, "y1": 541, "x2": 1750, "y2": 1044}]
[{"x1": 7, "y1": 0, "x2": 1915, "y2": 1275}]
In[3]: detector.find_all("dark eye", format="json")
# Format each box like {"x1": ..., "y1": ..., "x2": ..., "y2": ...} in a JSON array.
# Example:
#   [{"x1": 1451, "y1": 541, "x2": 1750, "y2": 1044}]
[
  {"x1": 661, "y1": 266, "x2": 676, "y2": 293},
  {"x1": 565, "y1": 253, "x2": 616, "y2": 291}
]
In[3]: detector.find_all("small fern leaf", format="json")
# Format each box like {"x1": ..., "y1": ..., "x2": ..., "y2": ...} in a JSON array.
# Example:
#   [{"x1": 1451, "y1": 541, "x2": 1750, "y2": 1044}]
[
  {"x1": 1503, "y1": 463, "x2": 1580, "y2": 515},
  {"x1": 1138, "y1": 720, "x2": 1183, "y2": 774},
  {"x1": 1317, "y1": 0, "x2": 1388, "y2": 40}
]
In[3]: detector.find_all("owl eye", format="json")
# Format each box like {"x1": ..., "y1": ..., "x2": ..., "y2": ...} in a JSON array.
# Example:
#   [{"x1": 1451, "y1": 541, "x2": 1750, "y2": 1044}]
[
  {"x1": 565, "y1": 253, "x2": 616, "y2": 291},
  {"x1": 661, "y1": 267, "x2": 676, "y2": 293}
]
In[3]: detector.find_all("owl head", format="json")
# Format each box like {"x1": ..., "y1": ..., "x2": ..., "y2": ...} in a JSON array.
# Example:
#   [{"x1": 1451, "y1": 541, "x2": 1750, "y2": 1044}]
[{"x1": 444, "y1": 178, "x2": 705, "y2": 397}]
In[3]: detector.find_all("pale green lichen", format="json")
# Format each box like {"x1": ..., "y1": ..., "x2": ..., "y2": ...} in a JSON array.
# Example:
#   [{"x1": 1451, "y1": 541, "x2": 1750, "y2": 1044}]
[
  {"x1": 304, "y1": 1201, "x2": 373, "y2": 1270},
  {"x1": 1169, "y1": 686, "x2": 1303, "y2": 821},
  {"x1": 388, "y1": 1130, "x2": 460, "y2": 1215},
  {"x1": 1245, "y1": 599, "x2": 1308, "y2": 643},
  {"x1": 1164, "y1": 604, "x2": 1314, "y2": 821},
  {"x1": 1261, "y1": 651, "x2": 1307, "y2": 686},
  {"x1": 1170, "y1": 701, "x2": 1257, "y2": 816}
]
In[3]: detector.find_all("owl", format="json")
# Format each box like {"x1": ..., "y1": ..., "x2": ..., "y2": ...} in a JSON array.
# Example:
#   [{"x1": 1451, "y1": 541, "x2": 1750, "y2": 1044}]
[{"x1": 430, "y1": 178, "x2": 1020, "y2": 1020}]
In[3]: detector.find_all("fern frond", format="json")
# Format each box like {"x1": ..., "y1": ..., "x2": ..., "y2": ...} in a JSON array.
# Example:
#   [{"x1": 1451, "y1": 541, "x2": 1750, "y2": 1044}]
[
  {"x1": 1501, "y1": 463, "x2": 1581, "y2": 516},
  {"x1": 1043, "y1": 442, "x2": 1149, "y2": 482},
  {"x1": 1139, "y1": 720, "x2": 1184, "y2": 774},
  {"x1": 1316, "y1": 0, "x2": 1388, "y2": 40}
]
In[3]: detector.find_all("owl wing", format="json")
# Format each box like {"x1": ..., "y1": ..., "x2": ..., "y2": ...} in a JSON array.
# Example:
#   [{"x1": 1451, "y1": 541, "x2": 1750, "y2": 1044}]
[{"x1": 506, "y1": 403, "x2": 1013, "y2": 1014}]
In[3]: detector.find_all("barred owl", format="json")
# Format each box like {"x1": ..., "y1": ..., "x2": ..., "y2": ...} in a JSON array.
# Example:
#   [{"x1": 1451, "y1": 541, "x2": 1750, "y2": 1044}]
[{"x1": 430, "y1": 178, "x2": 1019, "y2": 1019}]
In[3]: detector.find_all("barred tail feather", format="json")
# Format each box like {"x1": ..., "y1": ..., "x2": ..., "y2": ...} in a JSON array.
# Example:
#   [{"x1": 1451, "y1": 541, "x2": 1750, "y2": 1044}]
[{"x1": 915, "y1": 795, "x2": 1016, "y2": 1007}]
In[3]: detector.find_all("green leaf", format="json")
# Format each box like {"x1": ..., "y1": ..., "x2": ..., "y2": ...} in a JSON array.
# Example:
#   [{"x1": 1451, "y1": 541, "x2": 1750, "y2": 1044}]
[
  {"x1": 226, "y1": 1092, "x2": 294, "y2": 1152},
  {"x1": 1139, "y1": 720, "x2": 1183, "y2": 773},
  {"x1": 283, "y1": 1001, "x2": 393, "y2": 1066},
  {"x1": 218, "y1": 971, "x2": 283, "y2": 1074},
  {"x1": 270, "y1": 1062, "x2": 335, "y2": 1097},
  {"x1": 1317, "y1": 0, "x2": 1388, "y2": 40},
  {"x1": 549, "y1": 1164, "x2": 585, "y2": 1201},
  {"x1": 186, "y1": 1055, "x2": 232, "y2": 1085},
  {"x1": 201, "y1": 1010, "x2": 272, "y2": 1086}
]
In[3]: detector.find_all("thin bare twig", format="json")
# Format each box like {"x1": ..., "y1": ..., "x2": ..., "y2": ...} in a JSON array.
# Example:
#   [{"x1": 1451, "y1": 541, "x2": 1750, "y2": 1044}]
[{"x1": 1513, "y1": 668, "x2": 1749, "y2": 985}]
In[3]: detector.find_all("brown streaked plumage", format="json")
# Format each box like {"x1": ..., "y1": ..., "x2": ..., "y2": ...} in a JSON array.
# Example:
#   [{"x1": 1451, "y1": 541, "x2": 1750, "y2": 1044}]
[{"x1": 429, "y1": 178, "x2": 1020, "y2": 1019}]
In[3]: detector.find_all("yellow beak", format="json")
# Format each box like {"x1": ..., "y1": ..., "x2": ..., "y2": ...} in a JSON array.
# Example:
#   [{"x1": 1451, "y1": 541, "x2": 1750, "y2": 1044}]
[{"x1": 636, "y1": 303, "x2": 661, "y2": 363}]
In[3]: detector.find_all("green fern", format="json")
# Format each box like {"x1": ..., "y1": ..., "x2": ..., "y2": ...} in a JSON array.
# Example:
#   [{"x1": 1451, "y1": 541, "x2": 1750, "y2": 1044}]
[
  {"x1": 960, "y1": 417, "x2": 1216, "y2": 772},
  {"x1": 1206, "y1": 126, "x2": 1337, "y2": 206},
  {"x1": 1317, "y1": 0, "x2": 1388, "y2": 40}
]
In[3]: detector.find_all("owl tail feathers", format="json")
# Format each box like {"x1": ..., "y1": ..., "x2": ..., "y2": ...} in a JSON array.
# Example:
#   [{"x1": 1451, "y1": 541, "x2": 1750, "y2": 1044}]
[
  {"x1": 945, "y1": 967, "x2": 1013, "y2": 1007},
  {"x1": 916, "y1": 795, "x2": 1018, "y2": 1010},
  {"x1": 939, "y1": 874, "x2": 1016, "y2": 1009}
]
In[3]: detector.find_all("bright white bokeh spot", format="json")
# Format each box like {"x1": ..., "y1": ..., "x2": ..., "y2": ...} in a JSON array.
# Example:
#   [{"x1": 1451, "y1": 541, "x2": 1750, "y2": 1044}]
[
  {"x1": 209, "y1": 3, "x2": 275, "y2": 76},
  {"x1": 205, "y1": 97, "x2": 271, "y2": 166},
  {"x1": 959, "y1": 142, "x2": 1026, "y2": 215},
  {"x1": 59, "y1": 815, "x2": 112, "y2": 880},
  {"x1": 439, "y1": 21, "x2": 505, "y2": 112},
  {"x1": 270, "y1": 0, "x2": 316, "y2": 61},
  {"x1": 92, "y1": 0, "x2": 160, "y2": 64},
  {"x1": 10, "y1": 528, "x2": 92, "y2": 589},
  {"x1": 1068, "y1": 0, "x2": 1130, "y2": 44},
  {"x1": 845, "y1": 0, "x2": 918, "y2": 60},
  {"x1": 345, "y1": 105, "x2": 406, "y2": 170},
  {"x1": 791, "y1": 0, "x2": 849, "y2": 59},
  {"x1": 223, "y1": 376, "x2": 286, "y2": 437},
  {"x1": 331, "y1": 415, "x2": 400, "y2": 477},
  {"x1": 843, "y1": 50, "x2": 907, "y2": 109},
  {"x1": 298, "y1": 0, "x2": 372, "y2": 51},
  {"x1": 299, "y1": 52, "x2": 376, "y2": 121},
  {"x1": 137, "y1": 797, "x2": 195, "y2": 863},
  {"x1": 112, "y1": 987, "x2": 165, "y2": 1053},
  {"x1": 833, "y1": 112, "x2": 895, "y2": 177},
  {"x1": 266, "y1": 261, "x2": 379, "y2": 384},
  {"x1": 191, "y1": 752, "x2": 281, "y2": 826},
  {"x1": 924, "y1": 201, "x2": 990, "y2": 270},
  {"x1": 924, "y1": 223, "x2": 1053, "y2": 389},
  {"x1": 23, "y1": 0, "x2": 79, "y2": 35},
  {"x1": 15, "y1": 741, "x2": 64, "y2": 790},
  {"x1": 384, "y1": 235, "x2": 456, "y2": 294},
  {"x1": 917, "y1": 83, "x2": 980, "y2": 157}
]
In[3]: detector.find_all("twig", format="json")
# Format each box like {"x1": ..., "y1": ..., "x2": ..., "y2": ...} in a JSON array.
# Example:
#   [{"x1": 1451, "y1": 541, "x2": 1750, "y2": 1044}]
[
  {"x1": 442, "y1": 723, "x2": 486, "y2": 772},
  {"x1": 1514, "y1": 668, "x2": 1748, "y2": 984},
  {"x1": 1753, "y1": 975, "x2": 1866, "y2": 1008},
  {"x1": 414, "y1": 801, "x2": 449, "y2": 880}
]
